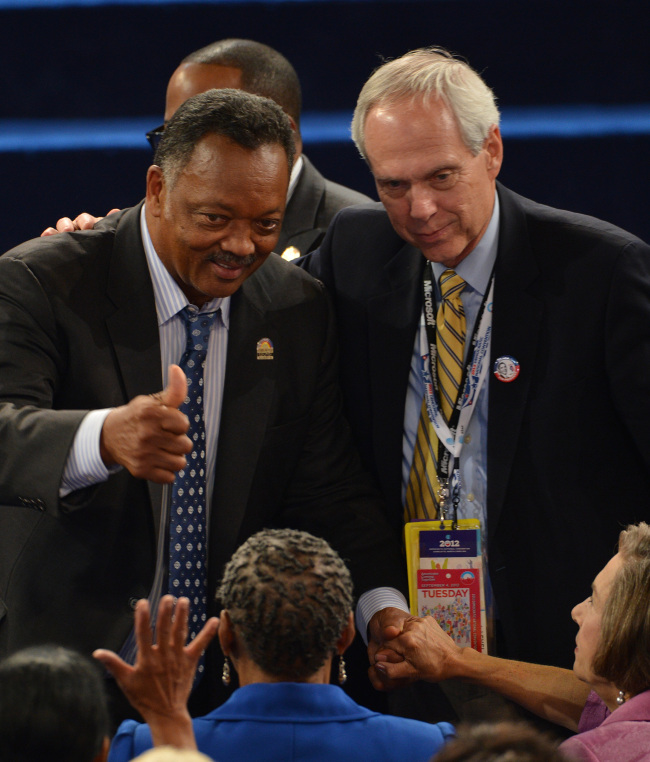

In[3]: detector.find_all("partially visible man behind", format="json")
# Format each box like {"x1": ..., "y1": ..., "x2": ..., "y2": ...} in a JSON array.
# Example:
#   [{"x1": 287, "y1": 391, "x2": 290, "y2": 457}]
[
  {"x1": 304, "y1": 47, "x2": 650, "y2": 710},
  {"x1": 44, "y1": 38, "x2": 370, "y2": 257},
  {"x1": 0, "y1": 645, "x2": 111, "y2": 762},
  {"x1": 0, "y1": 88, "x2": 406, "y2": 719}
]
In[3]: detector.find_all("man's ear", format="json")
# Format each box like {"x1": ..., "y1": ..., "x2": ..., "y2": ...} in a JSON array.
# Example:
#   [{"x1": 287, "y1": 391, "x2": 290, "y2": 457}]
[
  {"x1": 484, "y1": 124, "x2": 503, "y2": 179},
  {"x1": 337, "y1": 611, "x2": 356, "y2": 656},
  {"x1": 145, "y1": 165, "x2": 165, "y2": 217},
  {"x1": 286, "y1": 115, "x2": 302, "y2": 160}
]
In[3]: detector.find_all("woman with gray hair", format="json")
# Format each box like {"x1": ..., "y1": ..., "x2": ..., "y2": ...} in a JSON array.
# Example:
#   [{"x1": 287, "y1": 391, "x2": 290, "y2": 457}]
[{"x1": 96, "y1": 528, "x2": 455, "y2": 762}]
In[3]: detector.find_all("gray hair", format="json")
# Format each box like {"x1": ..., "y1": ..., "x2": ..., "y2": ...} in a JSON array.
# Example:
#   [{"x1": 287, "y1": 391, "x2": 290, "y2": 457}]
[
  {"x1": 352, "y1": 47, "x2": 500, "y2": 159},
  {"x1": 155, "y1": 87, "x2": 295, "y2": 188},
  {"x1": 217, "y1": 528, "x2": 354, "y2": 681}
]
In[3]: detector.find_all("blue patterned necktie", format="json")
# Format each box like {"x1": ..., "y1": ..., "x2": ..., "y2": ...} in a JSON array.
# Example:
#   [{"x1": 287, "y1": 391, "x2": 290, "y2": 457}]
[{"x1": 169, "y1": 306, "x2": 218, "y2": 658}]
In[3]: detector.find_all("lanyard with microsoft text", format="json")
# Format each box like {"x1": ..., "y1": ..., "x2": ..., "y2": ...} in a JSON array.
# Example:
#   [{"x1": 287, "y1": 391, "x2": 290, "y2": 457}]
[{"x1": 421, "y1": 262, "x2": 495, "y2": 523}]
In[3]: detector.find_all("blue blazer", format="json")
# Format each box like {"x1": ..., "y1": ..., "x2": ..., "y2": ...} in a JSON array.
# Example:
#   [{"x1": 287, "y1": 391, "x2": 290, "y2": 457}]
[{"x1": 109, "y1": 682, "x2": 455, "y2": 762}]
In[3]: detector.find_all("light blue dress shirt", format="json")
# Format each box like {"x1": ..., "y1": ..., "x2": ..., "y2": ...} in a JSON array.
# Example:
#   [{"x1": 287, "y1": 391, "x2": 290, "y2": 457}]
[
  {"x1": 357, "y1": 193, "x2": 500, "y2": 630},
  {"x1": 402, "y1": 193, "x2": 500, "y2": 532}
]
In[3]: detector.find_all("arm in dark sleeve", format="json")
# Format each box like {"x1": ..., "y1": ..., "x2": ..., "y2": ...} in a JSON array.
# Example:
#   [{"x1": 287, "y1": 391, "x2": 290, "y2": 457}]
[
  {"x1": 0, "y1": 256, "x2": 87, "y2": 512},
  {"x1": 278, "y1": 282, "x2": 407, "y2": 599}
]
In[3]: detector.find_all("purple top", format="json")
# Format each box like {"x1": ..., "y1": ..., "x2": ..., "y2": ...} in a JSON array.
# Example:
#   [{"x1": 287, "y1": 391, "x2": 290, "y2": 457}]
[
  {"x1": 560, "y1": 689, "x2": 650, "y2": 761},
  {"x1": 578, "y1": 691, "x2": 611, "y2": 733}
]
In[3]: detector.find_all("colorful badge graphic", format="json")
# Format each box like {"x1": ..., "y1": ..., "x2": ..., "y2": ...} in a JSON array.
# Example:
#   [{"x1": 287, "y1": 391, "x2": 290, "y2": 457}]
[
  {"x1": 256, "y1": 338, "x2": 274, "y2": 360},
  {"x1": 493, "y1": 355, "x2": 520, "y2": 382}
]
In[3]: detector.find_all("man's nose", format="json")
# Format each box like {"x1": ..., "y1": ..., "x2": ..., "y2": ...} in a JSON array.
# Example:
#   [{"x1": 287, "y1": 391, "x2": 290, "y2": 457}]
[
  {"x1": 409, "y1": 184, "x2": 438, "y2": 220},
  {"x1": 220, "y1": 222, "x2": 256, "y2": 256}
]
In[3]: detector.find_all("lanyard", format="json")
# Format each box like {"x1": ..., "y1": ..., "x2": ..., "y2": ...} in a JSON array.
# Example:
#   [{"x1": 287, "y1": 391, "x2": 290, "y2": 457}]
[{"x1": 420, "y1": 263, "x2": 494, "y2": 519}]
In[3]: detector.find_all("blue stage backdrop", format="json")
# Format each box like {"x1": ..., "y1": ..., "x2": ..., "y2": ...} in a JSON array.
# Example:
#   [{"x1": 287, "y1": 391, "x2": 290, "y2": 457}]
[{"x1": 1, "y1": 0, "x2": 649, "y2": 250}]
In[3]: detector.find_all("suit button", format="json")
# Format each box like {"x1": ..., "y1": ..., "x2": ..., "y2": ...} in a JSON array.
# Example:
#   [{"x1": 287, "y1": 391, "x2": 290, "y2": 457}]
[
  {"x1": 467, "y1": 493, "x2": 475, "y2": 502},
  {"x1": 128, "y1": 597, "x2": 139, "y2": 610}
]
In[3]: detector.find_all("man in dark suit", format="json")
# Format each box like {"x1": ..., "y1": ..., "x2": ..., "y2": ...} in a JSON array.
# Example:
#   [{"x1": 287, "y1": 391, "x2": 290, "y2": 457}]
[
  {"x1": 303, "y1": 47, "x2": 650, "y2": 698},
  {"x1": 0, "y1": 89, "x2": 405, "y2": 719},
  {"x1": 45, "y1": 38, "x2": 370, "y2": 257}
]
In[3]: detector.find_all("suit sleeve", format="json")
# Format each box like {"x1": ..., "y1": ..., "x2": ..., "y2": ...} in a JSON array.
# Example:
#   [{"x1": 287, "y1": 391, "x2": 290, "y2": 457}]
[
  {"x1": 0, "y1": 256, "x2": 87, "y2": 513},
  {"x1": 277, "y1": 283, "x2": 407, "y2": 598}
]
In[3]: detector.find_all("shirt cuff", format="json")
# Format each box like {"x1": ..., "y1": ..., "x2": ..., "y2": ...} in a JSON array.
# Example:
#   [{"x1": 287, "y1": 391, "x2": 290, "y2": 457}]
[
  {"x1": 60, "y1": 408, "x2": 120, "y2": 497},
  {"x1": 355, "y1": 587, "x2": 410, "y2": 645}
]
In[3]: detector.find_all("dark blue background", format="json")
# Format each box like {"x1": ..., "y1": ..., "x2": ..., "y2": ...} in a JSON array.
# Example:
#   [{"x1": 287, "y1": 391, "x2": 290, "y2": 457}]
[{"x1": 2, "y1": 0, "x2": 649, "y2": 250}]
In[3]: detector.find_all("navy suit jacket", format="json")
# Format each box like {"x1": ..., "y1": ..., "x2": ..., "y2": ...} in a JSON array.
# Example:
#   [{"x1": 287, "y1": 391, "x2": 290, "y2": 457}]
[{"x1": 304, "y1": 182, "x2": 650, "y2": 667}]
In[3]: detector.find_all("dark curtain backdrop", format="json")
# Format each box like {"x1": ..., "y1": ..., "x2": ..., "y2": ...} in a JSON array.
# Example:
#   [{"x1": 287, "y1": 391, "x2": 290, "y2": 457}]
[{"x1": 2, "y1": 0, "x2": 649, "y2": 250}]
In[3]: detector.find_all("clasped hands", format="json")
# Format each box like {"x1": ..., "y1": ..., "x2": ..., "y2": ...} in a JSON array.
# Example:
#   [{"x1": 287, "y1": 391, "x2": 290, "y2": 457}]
[{"x1": 368, "y1": 607, "x2": 464, "y2": 690}]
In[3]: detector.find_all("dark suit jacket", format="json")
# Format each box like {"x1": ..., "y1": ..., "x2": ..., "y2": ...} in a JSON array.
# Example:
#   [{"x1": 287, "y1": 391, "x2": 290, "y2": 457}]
[
  {"x1": 304, "y1": 182, "x2": 650, "y2": 668},
  {"x1": 0, "y1": 203, "x2": 404, "y2": 665},
  {"x1": 275, "y1": 155, "x2": 370, "y2": 257}
]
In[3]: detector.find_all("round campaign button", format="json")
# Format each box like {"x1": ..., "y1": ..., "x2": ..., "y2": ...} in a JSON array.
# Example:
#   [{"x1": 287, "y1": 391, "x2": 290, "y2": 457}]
[{"x1": 494, "y1": 355, "x2": 520, "y2": 383}]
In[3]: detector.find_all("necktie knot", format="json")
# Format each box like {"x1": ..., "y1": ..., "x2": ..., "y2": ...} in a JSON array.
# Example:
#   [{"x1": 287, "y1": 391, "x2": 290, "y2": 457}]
[
  {"x1": 178, "y1": 308, "x2": 220, "y2": 374},
  {"x1": 439, "y1": 269, "x2": 466, "y2": 301},
  {"x1": 179, "y1": 306, "x2": 219, "y2": 345}
]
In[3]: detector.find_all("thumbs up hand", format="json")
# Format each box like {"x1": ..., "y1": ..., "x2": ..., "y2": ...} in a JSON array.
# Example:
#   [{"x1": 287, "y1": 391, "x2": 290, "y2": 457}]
[{"x1": 100, "y1": 365, "x2": 193, "y2": 483}]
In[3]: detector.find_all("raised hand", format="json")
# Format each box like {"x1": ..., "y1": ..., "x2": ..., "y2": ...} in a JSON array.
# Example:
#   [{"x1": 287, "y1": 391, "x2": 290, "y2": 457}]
[{"x1": 93, "y1": 595, "x2": 219, "y2": 748}]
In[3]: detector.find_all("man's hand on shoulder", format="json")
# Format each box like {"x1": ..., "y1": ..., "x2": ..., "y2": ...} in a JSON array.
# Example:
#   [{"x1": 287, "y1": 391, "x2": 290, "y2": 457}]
[
  {"x1": 100, "y1": 365, "x2": 192, "y2": 483},
  {"x1": 40, "y1": 209, "x2": 120, "y2": 237}
]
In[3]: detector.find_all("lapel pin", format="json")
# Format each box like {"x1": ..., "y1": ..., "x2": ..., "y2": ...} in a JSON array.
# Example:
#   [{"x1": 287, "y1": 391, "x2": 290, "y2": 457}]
[
  {"x1": 256, "y1": 338, "x2": 274, "y2": 361},
  {"x1": 494, "y1": 356, "x2": 520, "y2": 383},
  {"x1": 281, "y1": 246, "x2": 301, "y2": 261}
]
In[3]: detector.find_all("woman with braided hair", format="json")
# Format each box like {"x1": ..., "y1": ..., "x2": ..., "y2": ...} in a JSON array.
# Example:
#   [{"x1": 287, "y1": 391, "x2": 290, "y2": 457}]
[{"x1": 96, "y1": 529, "x2": 455, "y2": 762}]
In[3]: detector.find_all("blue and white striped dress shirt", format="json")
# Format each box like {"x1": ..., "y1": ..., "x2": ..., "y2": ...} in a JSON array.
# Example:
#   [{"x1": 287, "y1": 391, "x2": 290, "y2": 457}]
[{"x1": 61, "y1": 205, "x2": 230, "y2": 510}]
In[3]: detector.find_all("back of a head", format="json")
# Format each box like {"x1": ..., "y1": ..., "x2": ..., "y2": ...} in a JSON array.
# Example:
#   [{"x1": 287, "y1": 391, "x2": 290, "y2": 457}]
[
  {"x1": 352, "y1": 46, "x2": 500, "y2": 159},
  {"x1": 184, "y1": 38, "x2": 302, "y2": 126},
  {"x1": 0, "y1": 645, "x2": 109, "y2": 762},
  {"x1": 217, "y1": 528, "x2": 354, "y2": 680},
  {"x1": 431, "y1": 722, "x2": 569, "y2": 762}
]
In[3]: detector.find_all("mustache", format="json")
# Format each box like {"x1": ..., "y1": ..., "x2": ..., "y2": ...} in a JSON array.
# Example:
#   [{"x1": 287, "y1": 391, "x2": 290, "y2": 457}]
[{"x1": 208, "y1": 251, "x2": 259, "y2": 268}]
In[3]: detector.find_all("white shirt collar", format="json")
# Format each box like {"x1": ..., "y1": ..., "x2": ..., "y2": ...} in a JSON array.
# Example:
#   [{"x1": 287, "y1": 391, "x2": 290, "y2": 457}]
[
  {"x1": 431, "y1": 190, "x2": 500, "y2": 296},
  {"x1": 286, "y1": 155, "x2": 304, "y2": 202}
]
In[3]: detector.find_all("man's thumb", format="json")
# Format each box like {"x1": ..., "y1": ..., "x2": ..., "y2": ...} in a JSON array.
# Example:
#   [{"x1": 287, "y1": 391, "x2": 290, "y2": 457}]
[{"x1": 159, "y1": 364, "x2": 187, "y2": 409}]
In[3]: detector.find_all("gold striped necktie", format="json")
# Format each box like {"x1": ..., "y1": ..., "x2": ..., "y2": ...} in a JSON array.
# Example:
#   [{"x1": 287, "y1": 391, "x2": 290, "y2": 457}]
[{"x1": 405, "y1": 269, "x2": 466, "y2": 521}]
